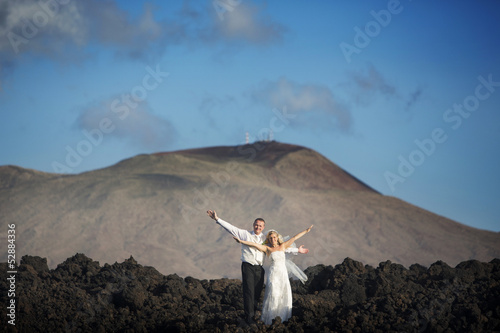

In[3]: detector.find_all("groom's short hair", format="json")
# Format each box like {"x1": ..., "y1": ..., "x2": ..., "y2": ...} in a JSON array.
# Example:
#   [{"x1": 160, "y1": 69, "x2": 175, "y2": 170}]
[{"x1": 254, "y1": 218, "x2": 265, "y2": 224}]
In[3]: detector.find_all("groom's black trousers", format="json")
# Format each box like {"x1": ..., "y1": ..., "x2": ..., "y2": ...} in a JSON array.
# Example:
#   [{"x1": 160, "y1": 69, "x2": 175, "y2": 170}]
[{"x1": 241, "y1": 262, "x2": 265, "y2": 320}]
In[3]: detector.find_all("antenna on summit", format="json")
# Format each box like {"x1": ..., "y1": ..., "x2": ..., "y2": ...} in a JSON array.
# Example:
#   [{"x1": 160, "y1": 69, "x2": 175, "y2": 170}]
[{"x1": 245, "y1": 132, "x2": 249, "y2": 144}]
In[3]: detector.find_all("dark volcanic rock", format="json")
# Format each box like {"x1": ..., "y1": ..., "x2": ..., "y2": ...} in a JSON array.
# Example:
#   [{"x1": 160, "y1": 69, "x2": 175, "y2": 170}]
[{"x1": 1, "y1": 255, "x2": 499, "y2": 332}]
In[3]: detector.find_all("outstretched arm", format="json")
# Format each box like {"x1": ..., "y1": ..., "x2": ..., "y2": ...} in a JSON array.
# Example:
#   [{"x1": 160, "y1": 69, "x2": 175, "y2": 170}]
[
  {"x1": 207, "y1": 210, "x2": 250, "y2": 240},
  {"x1": 233, "y1": 237, "x2": 269, "y2": 253},
  {"x1": 285, "y1": 245, "x2": 309, "y2": 254},
  {"x1": 283, "y1": 225, "x2": 313, "y2": 249}
]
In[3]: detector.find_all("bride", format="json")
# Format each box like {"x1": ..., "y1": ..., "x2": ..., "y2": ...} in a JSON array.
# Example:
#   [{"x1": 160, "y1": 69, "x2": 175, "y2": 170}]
[{"x1": 234, "y1": 225, "x2": 313, "y2": 325}]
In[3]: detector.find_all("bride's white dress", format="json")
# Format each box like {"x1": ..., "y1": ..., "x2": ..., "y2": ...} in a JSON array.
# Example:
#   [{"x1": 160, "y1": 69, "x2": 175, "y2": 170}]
[{"x1": 261, "y1": 251, "x2": 292, "y2": 325}]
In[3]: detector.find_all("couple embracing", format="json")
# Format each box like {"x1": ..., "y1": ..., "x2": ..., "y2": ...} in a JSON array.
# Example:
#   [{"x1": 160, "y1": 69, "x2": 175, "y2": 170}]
[{"x1": 207, "y1": 210, "x2": 313, "y2": 325}]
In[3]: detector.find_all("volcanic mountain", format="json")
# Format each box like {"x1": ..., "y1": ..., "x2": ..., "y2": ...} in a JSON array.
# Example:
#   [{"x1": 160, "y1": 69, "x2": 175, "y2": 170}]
[{"x1": 1, "y1": 141, "x2": 499, "y2": 279}]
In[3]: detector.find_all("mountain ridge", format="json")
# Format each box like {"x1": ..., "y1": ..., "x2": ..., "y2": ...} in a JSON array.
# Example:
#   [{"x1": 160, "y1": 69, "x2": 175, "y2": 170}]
[{"x1": 1, "y1": 141, "x2": 499, "y2": 279}]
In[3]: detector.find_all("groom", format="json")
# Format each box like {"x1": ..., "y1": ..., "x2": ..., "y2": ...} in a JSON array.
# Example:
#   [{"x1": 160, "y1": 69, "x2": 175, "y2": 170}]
[{"x1": 206, "y1": 210, "x2": 308, "y2": 325}]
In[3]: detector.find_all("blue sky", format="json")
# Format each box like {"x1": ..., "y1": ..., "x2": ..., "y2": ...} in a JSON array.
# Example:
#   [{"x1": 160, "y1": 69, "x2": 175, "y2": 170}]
[{"x1": 1, "y1": 0, "x2": 499, "y2": 232}]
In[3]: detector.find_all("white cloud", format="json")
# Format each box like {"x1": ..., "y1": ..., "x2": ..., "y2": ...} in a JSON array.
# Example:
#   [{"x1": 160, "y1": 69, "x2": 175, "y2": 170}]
[
  {"x1": 0, "y1": 0, "x2": 287, "y2": 87},
  {"x1": 0, "y1": 0, "x2": 187, "y2": 61},
  {"x1": 252, "y1": 77, "x2": 351, "y2": 131},
  {"x1": 0, "y1": 0, "x2": 286, "y2": 61},
  {"x1": 1, "y1": 0, "x2": 87, "y2": 56},
  {"x1": 209, "y1": 2, "x2": 286, "y2": 45},
  {"x1": 77, "y1": 95, "x2": 176, "y2": 150}
]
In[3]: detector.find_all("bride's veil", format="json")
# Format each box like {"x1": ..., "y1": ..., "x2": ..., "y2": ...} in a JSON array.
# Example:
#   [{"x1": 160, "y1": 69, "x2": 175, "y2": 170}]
[{"x1": 283, "y1": 235, "x2": 308, "y2": 284}]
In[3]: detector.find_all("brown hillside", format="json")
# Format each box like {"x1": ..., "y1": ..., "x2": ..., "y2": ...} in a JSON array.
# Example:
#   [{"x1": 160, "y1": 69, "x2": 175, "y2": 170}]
[
  {"x1": 157, "y1": 142, "x2": 378, "y2": 192},
  {"x1": 1, "y1": 141, "x2": 499, "y2": 279}
]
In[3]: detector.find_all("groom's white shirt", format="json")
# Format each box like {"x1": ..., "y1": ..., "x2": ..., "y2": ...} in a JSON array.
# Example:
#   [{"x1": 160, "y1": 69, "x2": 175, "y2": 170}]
[{"x1": 216, "y1": 218, "x2": 298, "y2": 266}]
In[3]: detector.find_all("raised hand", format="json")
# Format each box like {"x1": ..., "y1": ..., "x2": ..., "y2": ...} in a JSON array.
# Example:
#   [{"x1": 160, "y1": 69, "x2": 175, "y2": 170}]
[
  {"x1": 207, "y1": 210, "x2": 218, "y2": 221},
  {"x1": 298, "y1": 245, "x2": 309, "y2": 254}
]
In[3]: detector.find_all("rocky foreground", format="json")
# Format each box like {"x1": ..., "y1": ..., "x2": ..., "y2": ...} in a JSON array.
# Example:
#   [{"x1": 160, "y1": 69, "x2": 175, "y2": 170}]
[{"x1": 1, "y1": 254, "x2": 499, "y2": 332}]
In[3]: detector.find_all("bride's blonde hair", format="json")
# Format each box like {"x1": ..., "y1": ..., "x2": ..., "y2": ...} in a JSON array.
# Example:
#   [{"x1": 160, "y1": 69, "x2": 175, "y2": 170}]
[{"x1": 265, "y1": 230, "x2": 284, "y2": 245}]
